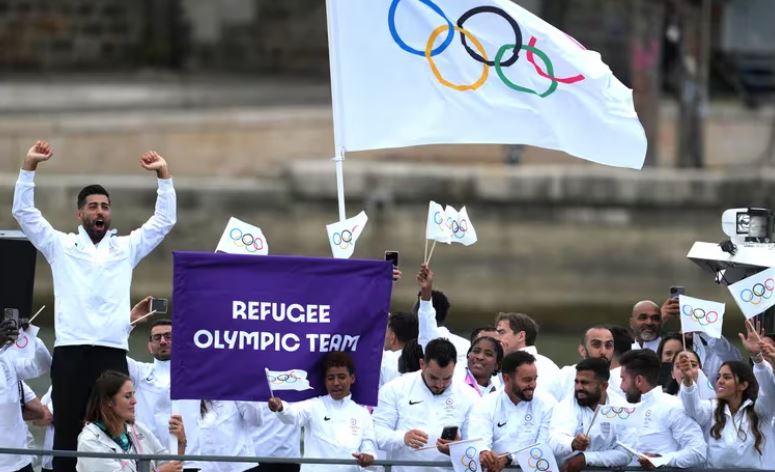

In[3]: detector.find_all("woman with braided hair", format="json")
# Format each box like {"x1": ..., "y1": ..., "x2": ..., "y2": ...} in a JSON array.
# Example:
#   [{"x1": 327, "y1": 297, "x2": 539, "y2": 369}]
[{"x1": 677, "y1": 323, "x2": 775, "y2": 469}]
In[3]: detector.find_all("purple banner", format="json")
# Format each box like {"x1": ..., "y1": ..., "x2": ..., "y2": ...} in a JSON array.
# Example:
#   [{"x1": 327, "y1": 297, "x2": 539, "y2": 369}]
[{"x1": 171, "y1": 251, "x2": 392, "y2": 405}]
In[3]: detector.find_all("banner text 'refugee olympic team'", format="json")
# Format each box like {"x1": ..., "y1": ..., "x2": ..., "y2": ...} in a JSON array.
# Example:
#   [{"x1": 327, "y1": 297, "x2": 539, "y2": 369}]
[{"x1": 191, "y1": 299, "x2": 358, "y2": 353}]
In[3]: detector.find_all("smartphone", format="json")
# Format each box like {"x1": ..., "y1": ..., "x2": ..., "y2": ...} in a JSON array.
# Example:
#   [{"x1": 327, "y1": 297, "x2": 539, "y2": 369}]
[
  {"x1": 384, "y1": 250, "x2": 399, "y2": 267},
  {"x1": 150, "y1": 298, "x2": 169, "y2": 314},
  {"x1": 669, "y1": 286, "x2": 685, "y2": 300},
  {"x1": 440, "y1": 425, "x2": 458, "y2": 440},
  {"x1": 3, "y1": 308, "x2": 20, "y2": 328}
]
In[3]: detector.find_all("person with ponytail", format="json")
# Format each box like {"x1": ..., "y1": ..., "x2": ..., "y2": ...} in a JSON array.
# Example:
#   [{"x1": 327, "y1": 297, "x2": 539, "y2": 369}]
[
  {"x1": 677, "y1": 323, "x2": 775, "y2": 469},
  {"x1": 76, "y1": 371, "x2": 186, "y2": 472}
]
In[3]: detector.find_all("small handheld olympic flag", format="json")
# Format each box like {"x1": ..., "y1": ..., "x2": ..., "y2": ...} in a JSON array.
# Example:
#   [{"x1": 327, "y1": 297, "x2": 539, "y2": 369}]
[
  {"x1": 425, "y1": 201, "x2": 452, "y2": 244},
  {"x1": 678, "y1": 295, "x2": 725, "y2": 339},
  {"x1": 6, "y1": 324, "x2": 40, "y2": 359},
  {"x1": 448, "y1": 438, "x2": 484, "y2": 472},
  {"x1": 326, "y1": 211, "x2": 368, "y2": 259},
  {"x1": 616, "y1": 441, "x2": 671, "y2": 469},
  {"x1": 265, "y1": 368, "x2": 314, "y2": 391},
  {"x1": 216, "y1": 217, "x2": 269, "y2": 256},
  {"x1": 513, "y1": 443, "x2": 559, "y2": 472},
  {"x1": 443, "y1": 205, "x2": 478, "y2": 246},
  {"x1": 727, "y1": 267, "x2": 775, "y2": 319}
]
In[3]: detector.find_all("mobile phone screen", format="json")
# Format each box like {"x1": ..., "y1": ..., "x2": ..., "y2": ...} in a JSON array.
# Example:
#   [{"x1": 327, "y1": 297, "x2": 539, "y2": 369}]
[
  {"x1": 151, "y1": 298, "x2": 169, "y2": 314},
  {"x1": 385, "y1": 251, "x2": 399, "y2": 267},
  {"x1": 440, "y1": 426, "x2": 458, "y2": 440},
  {"x1": 3, "y1": 308, "x2": 20, "y2": 327}
]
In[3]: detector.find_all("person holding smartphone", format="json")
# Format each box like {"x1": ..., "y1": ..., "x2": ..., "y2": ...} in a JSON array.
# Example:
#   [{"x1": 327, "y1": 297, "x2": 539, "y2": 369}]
[
  {"x1": 12, "y1": 140, "x2": 176, "y2": 471},
  {"x1": 0, "y1": 317, "x2": 52, "y2": 472}
]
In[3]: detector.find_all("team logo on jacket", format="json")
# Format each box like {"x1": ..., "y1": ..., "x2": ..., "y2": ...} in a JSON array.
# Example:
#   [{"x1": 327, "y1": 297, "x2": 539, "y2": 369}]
[{"x1": 350, "y1": 418, "x2": 361, "y2": 436}]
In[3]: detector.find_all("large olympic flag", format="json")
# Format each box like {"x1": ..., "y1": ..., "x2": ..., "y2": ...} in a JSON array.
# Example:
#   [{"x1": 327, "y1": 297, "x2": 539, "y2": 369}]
[
  {"x1": 171, "y1": 252, "x2": 393, "y2": 405},
  {"x1": 326, "y1": 0, "x2": 647, "y2": 169}
]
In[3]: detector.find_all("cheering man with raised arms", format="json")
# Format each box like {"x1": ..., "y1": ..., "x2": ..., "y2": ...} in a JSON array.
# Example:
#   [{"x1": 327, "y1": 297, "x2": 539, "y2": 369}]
[{"x1": 12, "y1": 140, "x2": 176, "y2": 472}]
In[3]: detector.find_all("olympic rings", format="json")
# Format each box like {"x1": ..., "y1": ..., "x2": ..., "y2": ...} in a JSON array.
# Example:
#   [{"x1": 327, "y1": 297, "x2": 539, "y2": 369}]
[
  {"x1": 459, "y1": 446, "x2": 478, "y2": 471},
  {"x1": 496, "y1": 44, "x2": 558, "y2": 97},
  {"x1": 457, "y1": 6, "x2": 522, "y2": 67},
  {"x1": 426, "y1": 24, "x2": 488, "y2": 91},
  {"x1": 526, "y1": 36, "x2": 585, "y2": 84},
  {"x1": 739, "y1": 278, "x2": 775, "y2": 305},
  {"x1": 229, "y1": 228, "x2": 264, "y2": 253},
  {"x1": 601, "y1": 406, "x2": 636, "y2": 420},
  {"x1": 388, "y1": 0, "x2": 584, "y2": 97},
  {"x1": 332, "y1": 225, "x2": 360, "y2": 250},
  {"x1": 446, "y1": 216, "x2": 469, "y2": 239},
  {"x1": 389, "y1": 0, "x2": 453, "y2": 57},
  {"x1": 15, "y1": 334, "x2": 29, "y2": 349},
  {"x1": 526, "y1": 447, "x2": 553, "y2": 472},
  {"x1": 268, "y1": 371, "x2": 301, "y2": 385},
  {"x1": 433, "y1": 211, "x2": 444, "y2": 225},
  {"x1": 681, "y1": 305, "x2": 719, "y2": 326}
]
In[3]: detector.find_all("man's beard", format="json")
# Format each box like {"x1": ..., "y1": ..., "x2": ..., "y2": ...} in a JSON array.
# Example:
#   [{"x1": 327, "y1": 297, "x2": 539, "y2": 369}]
[
  {"x1": 625, "y1": 389, "x2": 642, "y2": 404},
  {"x1": 512, "y1": 386, "x2": 534, "y2": 401},
  {"x1": 154, "y1": 353, "x2": 171, "y2": 362},
  {"x1": 82, "y1": 219, "x2": 109, "y2": 243},
  {"x1": 575, "y1": 389, "x2": 602, "y2": 407},
  {"x1": 639, "y1": 328, "x2": 658, "y2": 342}
]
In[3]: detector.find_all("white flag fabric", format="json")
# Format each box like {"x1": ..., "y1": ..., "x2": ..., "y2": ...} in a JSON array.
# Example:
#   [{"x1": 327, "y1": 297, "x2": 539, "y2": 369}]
[
  {"x1": 616, "y1": 442, "x2": 670, "y2": 469},
  {"x1": 514, "y1": 443, "x2": 559, "y2": 472},
  {"x1": 449, "y1": 438, "x2": 485, "y2": 472},
  {"x1": 679, "y1": 295, "x2": 724, "y2": 339},
  {"x1": 444, "y1": 205, "x2": 478, "y2": 246},
  {"x1": 598, "y1": 405, "x2": 638, "y2": 425},
  {"x1": 265, "y1": 369, "x2": 314, "y2": 391},
  {"x1": 426, "y1": 201, "x2": 452, "y2": 243},
  {"x1": 326, "y1": 0, "x2": 646, "y2": 168},
  {"x1": 4, "y1": 325, "x2": 40, "y2": 359},
  {"x1": 728, "y1": 267, "x2": 775, "y2": 319},
  {"x1": 216, "y1": 217, "x2": 269, "y2": 256},
  {"x1": 326, "y1": 211, "x2": 368, "y2": 259}
]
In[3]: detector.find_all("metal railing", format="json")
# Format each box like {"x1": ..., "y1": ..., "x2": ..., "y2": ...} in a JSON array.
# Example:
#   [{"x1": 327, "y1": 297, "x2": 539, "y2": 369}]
[{"x1": 1, "y1": 447, "x2": 773, "y2": 472}]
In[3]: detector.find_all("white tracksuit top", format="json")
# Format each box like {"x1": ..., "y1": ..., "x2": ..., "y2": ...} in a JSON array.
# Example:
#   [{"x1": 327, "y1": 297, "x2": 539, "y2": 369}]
[
  {"x1": 276, "y1": 393, "x2": 376, "y2": 472},
  {"x1": 373, "y1": 370, "x2": 479, "y2": 472}
]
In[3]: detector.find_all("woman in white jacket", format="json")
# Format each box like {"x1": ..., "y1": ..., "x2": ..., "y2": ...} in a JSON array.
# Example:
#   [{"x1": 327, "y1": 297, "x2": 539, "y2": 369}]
[
  {"x1": 76, "y1": 371, "x2": 186, "y2": 472},
  {"x1": 677, "y1": 330, "x2": 775, "y2": 470}
]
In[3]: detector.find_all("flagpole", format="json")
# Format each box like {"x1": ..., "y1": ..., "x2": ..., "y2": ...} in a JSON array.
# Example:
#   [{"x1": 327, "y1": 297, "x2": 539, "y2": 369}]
[
  {"x1": 585, "y1": 405, "x2": 601, "y2": 436},
  {"x1": 28, "y1": 305, "x2": 46, "y2": 324},
  {"x1": 334, "y1": 152, "x2": 347, "y2": 222},
  {"x1": 130, "y1": 310, "x2": 158, "y2": 327},
  {"x1": 325, "y1": 0, "x2": 348, "y2": 222},
  {"x1": 265, "y1": 368, "x2": 275, "y2": 399},
  {"x1": 426, "y1": 240, "x2": 437, "y2": 265}
]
